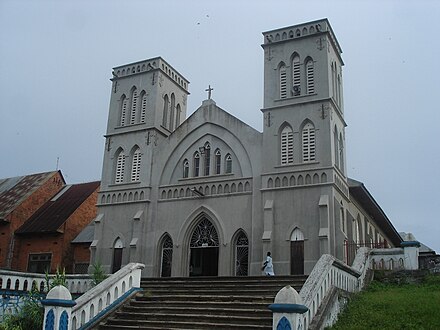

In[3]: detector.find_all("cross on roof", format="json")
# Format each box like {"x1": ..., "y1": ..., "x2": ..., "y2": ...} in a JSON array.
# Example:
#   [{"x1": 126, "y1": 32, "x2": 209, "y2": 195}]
[{"x1": 205, "y1": 85, "x2": 214, "y2": 100}]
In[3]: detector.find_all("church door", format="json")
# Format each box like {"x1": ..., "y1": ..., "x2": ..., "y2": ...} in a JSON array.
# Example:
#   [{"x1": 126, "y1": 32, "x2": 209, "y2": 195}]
[
  {"x1": 189, "y1": 218, "x2": 219, "y2": 276},
  {"x1": 290, "y1": 228, "x2": 304, "y2": 275},
  {"x1": 112, "y1": 238, "x2": 123, "y2": 273}
]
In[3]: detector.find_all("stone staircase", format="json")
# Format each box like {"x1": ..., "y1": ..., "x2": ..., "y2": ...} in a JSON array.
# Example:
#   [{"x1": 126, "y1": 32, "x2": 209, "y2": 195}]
[{"x1": 98, "y1": 275, "x2": 307, "y2": 329}]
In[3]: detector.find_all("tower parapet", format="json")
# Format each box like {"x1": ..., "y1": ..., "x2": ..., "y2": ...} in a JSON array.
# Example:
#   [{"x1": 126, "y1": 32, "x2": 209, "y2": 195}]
[
  {"x1": 112, "y1": 57, "x2": 189, "y2": 92},
  {"x1": 262, "y1": 18, "x2": 342, "y2": 59}
]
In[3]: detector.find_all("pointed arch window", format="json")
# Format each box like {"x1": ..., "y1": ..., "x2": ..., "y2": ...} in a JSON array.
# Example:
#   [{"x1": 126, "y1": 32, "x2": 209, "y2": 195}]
[
  {"x1": 169, "y1": 94, "x2": 176, "y2": 131},
  {"x1": 334, "y1": 126, "x2": 339, "y2": 168},
  {"x1": 279, "y1": 64, "x2": 287, "y2": 99},
  {"x1": 130, "y1": 87, "x2": 138, "y2": 124},
  {"x1": 292, "y1": 55, "x2": 301, "y2": 96},
  {"x1": 120, "y1": 95, "x2": 128, "y2": 126},
  {"x1": 204, "y1": 144, "x2": 211, "y2": 176},
  {"x1": 160, "y1": 235, "x2": 173, "y2": 277},
  {"x1": 115, "y1": 150, "x2": 126, "y2": 184},
  {"x1": 225, "y1": 154, "x2": 232, "y2": 174},
  {"x1": 131, "y1": 148, "x2": 141, "y2": 182},
  {"x1": 140, "y1": 91, "x2": 147, "y2": 123},
  {"x1": 175, "y1": 104, "x2": 181, "y2": 128},
  {"x1": 235, "y1": 231, "x2": 249, "y2": 276},
  {"x1": 281, "y1": 125, "x2": 294, "y2": 165},
  {"x1": 215, "y1": 149, "x2": 221, "y2": 175},
  {"x1": 193, "y1": 152, "x2": 200, "y2": 177},
  {"x1": 182, "y1": 159, "x2": 189, "y2": 178},
  {"x1": 302, "y1": 122, "x2": 316, "y2": 162},
  {"x1": 162, "y1": 94, "x2": 169, "y2": 127},
  {"x1": 339, "y1": 133, "x2": 344, "y2": 172},
  {"x1": 306, "y1": 59, "x2": 315, "y2": 94}
]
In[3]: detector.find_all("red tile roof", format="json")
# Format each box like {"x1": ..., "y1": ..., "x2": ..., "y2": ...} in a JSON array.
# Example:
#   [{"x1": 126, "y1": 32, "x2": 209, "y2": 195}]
[{"x1": 15, "y1": 181, "x2": 100, "y2": 235}]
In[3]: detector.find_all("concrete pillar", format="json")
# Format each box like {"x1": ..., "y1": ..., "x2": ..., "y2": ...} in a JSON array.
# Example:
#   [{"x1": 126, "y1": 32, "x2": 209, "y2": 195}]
[
  {"x1": 268, "y1": 285, "x2": 308, "y2": 330},
  {"x1": 41, "y1": 285, "x2": 76, "y2": 330}
]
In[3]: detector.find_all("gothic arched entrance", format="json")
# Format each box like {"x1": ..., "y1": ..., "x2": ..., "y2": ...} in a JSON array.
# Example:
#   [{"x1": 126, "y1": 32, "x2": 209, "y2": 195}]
[
  {"x1": 160, "y1": 234, "x2": 173, "y2": 277},
  {"x1": 290, "y1": 228, "x2": 304, "y2": 275},
  {"x1": 189, "y1": 218, "x2": 219, "y2": 276}
]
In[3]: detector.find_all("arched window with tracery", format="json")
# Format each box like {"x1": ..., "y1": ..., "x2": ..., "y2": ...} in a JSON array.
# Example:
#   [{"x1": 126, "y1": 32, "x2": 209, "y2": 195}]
[
  {"x1": 131, "y1": 147, "x2": 141, "y2": 182},
  {"x1": 160, "y1": 235, "x2": 173, "y2": 277},
  {"x1": 183, "y1": 159, "x2": 189, "y2": 178},
  {"x1": 120, "y1": 94, "x2": 128, "y2": 126},
  {"x1": 115, "y1": 149, "x2": 125, "y2": 184},
  {"x1": 234, "y1": 231, "x2": 249, "y2": 276},
  {"x1": 302, "y1": 122, "x2": 316, "y2": 162},
  {"x1": 204, "y1": 143, "x2": 211, "y2": 176},
  {"x1": 193, "y1": 152, "x2": 200, "y2": 177},
  {"x1": 279, "y1": 63, "x2": 287, "y2": 99},
  {"x1": 129, "y1": 87, "x2": 138, "y2": 124},
  {"x1": 281, "y1": 125, "x2": 294, "y2": 164},
  {"x1": 215, "y1": 149, "x2": 221, "y2": 174},
  {"x1": 292, "y1": 55, "x2": 301, "y2": 96},
  {"x1": 306, "y1": 58, "x2": 315, "y2": 94},
  {"x1": 225, "y1": 154, "x2": 232, "y2": 174}
]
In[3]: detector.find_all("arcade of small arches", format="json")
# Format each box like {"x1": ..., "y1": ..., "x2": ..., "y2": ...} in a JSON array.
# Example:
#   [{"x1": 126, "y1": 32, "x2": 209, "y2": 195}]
[
  {"x1": 265, "y1": 22, "x2": 322, "y2": 43},
  {"x1": 266, "y1": 171, "x2": 327, "y2": 189},
  {"x1": 161, "y1": 179, "x2": 251, "y2": 200},
  {"x1": 114, "y1": 60, "x2": 188, "y2": 90}
]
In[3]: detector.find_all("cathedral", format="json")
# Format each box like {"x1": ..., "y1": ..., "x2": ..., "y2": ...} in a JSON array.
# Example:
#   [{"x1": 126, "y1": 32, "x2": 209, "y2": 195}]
[{"x1": 91, "y1": 19, "x2": 402, "y2": 277}]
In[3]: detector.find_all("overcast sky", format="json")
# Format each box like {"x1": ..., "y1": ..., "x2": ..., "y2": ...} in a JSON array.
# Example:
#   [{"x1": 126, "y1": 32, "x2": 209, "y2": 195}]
[{"x1": 1, "y1": 0, "x2": 439, "y2": 253}]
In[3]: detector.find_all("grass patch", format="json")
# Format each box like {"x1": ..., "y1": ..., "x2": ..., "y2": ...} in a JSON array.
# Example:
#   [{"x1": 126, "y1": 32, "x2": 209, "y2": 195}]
[{"x1": 329, "y1": 274, "x2": 440, "y2": 330}]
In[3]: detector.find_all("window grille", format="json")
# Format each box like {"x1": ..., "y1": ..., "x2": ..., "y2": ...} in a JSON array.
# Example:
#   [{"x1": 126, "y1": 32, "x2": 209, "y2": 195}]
[
  {"x1": 280, "y1": 65, "x2": 287, "y2": 99},
  {"x1": 292, "y1": 56, "x2": 301, "y2": 95},
  {"x1": 140, "y1": 93, "x2": 147, "y2": 123},
  {"x1": 27, "y1": 253, "x2": 52, "y2": 274},
  {"x1": 130, "y1": 88, "x2": 138, "y2": 124},
  {"x1": 120, "y1": 97, "x2": 128, "y2": 126},
  {"x1": 302, "y1": 122, "x2": 316, "y2": 162},
  {"x1": 281, "y1": 126, "x2": 294, "y2": 164},
  {"x1": 306, "y1": 60, "x2": 315, "y2": 94},
  {"x1": 115, "y1": 152, "x2": 125, "y2": 183},
  {"x1": 131, "y1": 149, "x2": 141, "y2": 181}
]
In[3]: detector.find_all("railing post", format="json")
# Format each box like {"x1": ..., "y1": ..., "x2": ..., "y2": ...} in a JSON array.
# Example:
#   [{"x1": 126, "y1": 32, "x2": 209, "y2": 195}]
[
  {"x1": 41, "y1": 285, "x2": 76, "y2": 330},
  {"x1": 401, "y1": 241, "x2": 420, "y2": 270},
  {"x1": 269, "y1": 285, "x2": 308, "y2": 330}
]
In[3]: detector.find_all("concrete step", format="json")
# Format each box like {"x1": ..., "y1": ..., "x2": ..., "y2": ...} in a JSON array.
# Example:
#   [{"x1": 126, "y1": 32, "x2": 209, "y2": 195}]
[{"x1": 98, "y1": 275, "x2": 307, "y2": 330}]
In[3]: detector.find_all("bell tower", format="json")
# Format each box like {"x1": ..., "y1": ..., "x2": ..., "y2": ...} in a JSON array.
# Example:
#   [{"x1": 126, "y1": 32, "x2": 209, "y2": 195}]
[
  {"x1": 101, "y1": 57, "x2": 190, "y2": 189},
  {"x1": 261, "y1": 19, "x2": 346, "y2": 176}
]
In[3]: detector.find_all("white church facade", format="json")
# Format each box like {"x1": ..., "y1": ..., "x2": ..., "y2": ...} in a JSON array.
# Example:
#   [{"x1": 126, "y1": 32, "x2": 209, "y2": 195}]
[{"x1": 91, "y1": 19, "x2": 402, "y2": 277}]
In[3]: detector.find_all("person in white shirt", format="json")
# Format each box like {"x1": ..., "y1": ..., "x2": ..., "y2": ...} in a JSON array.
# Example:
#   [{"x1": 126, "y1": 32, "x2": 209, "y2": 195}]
[{"x1": 262, "y1": 251, "x2": 275, "y2": 276}]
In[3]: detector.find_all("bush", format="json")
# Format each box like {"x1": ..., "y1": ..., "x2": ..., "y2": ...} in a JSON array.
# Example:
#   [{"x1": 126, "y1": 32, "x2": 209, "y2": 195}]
[{"x1": 91, "y1": 261, "x2": 108, "y2": 287}]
